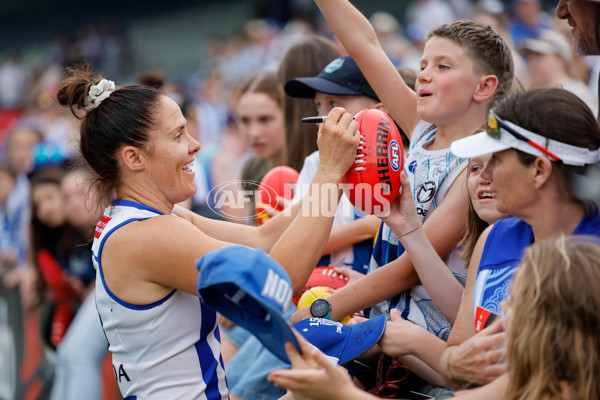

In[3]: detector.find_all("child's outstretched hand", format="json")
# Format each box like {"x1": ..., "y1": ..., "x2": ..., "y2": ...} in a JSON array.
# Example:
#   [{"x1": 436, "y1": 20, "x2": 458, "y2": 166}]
[
  {"x1": 268, "y1": 331, "x2": 362, "y2": 400},
  {"x1": 377, "y1": 171, "x2": 421, "y2": 239}
]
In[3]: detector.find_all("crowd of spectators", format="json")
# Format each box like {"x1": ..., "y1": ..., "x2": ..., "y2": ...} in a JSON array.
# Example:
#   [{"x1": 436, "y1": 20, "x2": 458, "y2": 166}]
[{"x1": 1, "y1": 0, "x2": 599, "y2": 398}]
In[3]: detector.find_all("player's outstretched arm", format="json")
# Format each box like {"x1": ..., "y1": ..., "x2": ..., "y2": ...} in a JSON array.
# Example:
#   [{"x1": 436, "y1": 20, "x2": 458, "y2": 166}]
[
  {"x1": 173, "y1": 199, "x2": 304, "y2": 251},
  {"x1": 270, "y1": 108, "x2": 359, "y2": 295},
  {"x1": 314, "y1": 0, "x2": 420, "y2": 137},
  {"x1": 173, "y1": 201, "x2": 295, "y2": 244}
]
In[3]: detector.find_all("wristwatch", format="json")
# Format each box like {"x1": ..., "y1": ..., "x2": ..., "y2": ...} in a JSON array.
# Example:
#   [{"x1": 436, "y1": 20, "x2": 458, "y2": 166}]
[{"x1": 310, "y1": 298, "x2": 332, "y2": 320}]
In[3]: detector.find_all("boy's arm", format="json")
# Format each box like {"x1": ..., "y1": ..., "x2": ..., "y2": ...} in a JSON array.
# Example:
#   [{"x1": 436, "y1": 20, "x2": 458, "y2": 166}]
[
  {"x1": 314, "y1": 0, "x2": 420, "y2": 137},
  {"x1": 290, "y1": 173, "x2": 469, "y2": 323}
]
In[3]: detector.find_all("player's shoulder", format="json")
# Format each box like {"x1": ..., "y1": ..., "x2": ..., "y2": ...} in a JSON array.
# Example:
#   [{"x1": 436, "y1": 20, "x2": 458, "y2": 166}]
[{"x1": 114, "y1": 213, "x2": 196, "y2": 242}]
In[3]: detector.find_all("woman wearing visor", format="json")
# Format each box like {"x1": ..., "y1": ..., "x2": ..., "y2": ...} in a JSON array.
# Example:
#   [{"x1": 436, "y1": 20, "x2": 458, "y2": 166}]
[
  {"x1": 438, "y1": 87, "x2": 600, "y2": 391},
  {"x1": 338, "y1": 88, "x2": 600, "y2": 396}
]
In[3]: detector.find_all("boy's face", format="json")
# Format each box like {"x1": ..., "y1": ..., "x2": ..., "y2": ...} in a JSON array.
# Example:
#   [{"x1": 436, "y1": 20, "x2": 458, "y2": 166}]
[
  {"x1": 314, "y1": 92, "x2": 379, "y2": 117},
  {"x1": 417, "y1": 36, "x2": 483, "y2": 126}
]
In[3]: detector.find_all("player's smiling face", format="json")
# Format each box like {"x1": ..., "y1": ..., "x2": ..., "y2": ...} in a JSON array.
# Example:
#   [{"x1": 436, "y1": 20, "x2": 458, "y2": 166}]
[
  {"x1": 143, "y1": 95, "x2": 201, "y2": 205},
  {"x1": 416, "y1": 36, "x2": 482, "y2": 126}
]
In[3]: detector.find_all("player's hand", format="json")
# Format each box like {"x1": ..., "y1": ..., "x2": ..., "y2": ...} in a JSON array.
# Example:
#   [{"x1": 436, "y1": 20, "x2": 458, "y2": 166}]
[{"x1": 316, "y1": 107, "x2": 360, "y2": 180}]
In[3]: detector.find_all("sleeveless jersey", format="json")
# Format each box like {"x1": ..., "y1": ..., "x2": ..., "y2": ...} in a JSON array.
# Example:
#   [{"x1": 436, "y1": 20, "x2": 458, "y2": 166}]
[
  {"x1": 369, "y1": 121, "x2": 468, "y2": 340},
  {"x1": 473, "y1": 212, "x2": 600, "y2": 332},
  {"x1": 92, "y1": 200, "x2": 228, "y2": 399}
]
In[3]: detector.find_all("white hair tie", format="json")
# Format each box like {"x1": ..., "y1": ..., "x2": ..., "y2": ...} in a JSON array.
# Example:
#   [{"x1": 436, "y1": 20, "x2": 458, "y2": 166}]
[{"x1": 84, "y1": 79, "x2": 115, "y2": 112}]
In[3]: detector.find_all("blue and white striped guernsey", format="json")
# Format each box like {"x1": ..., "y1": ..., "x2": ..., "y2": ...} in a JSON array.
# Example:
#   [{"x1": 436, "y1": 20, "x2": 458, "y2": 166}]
[
  {"x1": 369, "y1": 121, "x2": 468, "y2": 340},
  {"x1": 92, "y1": 200, "x2": 228, "y2": 399}
]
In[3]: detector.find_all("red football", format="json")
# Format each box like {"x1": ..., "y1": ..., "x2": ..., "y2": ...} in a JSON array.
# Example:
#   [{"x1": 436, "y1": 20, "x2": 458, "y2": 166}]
[
  {"x1": 292, "y1": 266, "x2": 349, "y2": 306},
  {"x1": 256, "y1": 166, "x2": 299, "y2": 226},
  {"x1": 342, "y1": 109, "x2": 404, "y2": 214}
]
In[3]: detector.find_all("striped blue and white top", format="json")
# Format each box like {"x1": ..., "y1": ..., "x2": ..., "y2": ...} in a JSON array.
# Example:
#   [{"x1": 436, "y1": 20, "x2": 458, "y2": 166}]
[{"x1": 369, "y1": 121, "x2": 468, "y2": 340}]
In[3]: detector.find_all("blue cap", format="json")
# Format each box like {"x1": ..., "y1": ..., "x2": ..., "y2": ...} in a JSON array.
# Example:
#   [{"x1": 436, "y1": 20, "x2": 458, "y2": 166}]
[
  {"x1": 293, "y1": 315, "x2": 386, "y2": 365},
  {"x1": 196, "y1": 246, "x2": 300, "y2": 363},
  {"x1": 285, "y1": 55, "x2": 380, "y2": 101}
]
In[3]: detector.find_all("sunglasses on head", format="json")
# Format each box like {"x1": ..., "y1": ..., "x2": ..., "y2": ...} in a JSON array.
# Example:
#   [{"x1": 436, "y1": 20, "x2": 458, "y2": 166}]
[{"x1": 486, "y1": 111, "x2": 561, "y2": 162}]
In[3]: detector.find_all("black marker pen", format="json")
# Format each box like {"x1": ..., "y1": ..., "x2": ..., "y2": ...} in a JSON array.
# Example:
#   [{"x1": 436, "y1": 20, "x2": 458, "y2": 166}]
[{"x1": 301, "y1": 116, "x2": 327, "y2": 124}]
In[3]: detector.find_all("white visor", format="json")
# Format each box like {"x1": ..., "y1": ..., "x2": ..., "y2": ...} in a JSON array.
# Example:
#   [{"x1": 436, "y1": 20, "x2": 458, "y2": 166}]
[
  {"x1": 450, "y1": 130, "x2": 511, "y2": 159},
  {"x1": 451, "y1": 118, "x2": 600, "y2": 167}
]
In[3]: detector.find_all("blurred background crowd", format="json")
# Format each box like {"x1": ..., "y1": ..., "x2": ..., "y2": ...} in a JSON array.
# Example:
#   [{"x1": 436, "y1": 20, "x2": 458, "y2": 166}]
[
  {"x1": 1, "y1": 0, "x2": 598, "y2": 163},
  {"x1": 1, "y1": 0, "x2": 598, "y2": 399}
]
